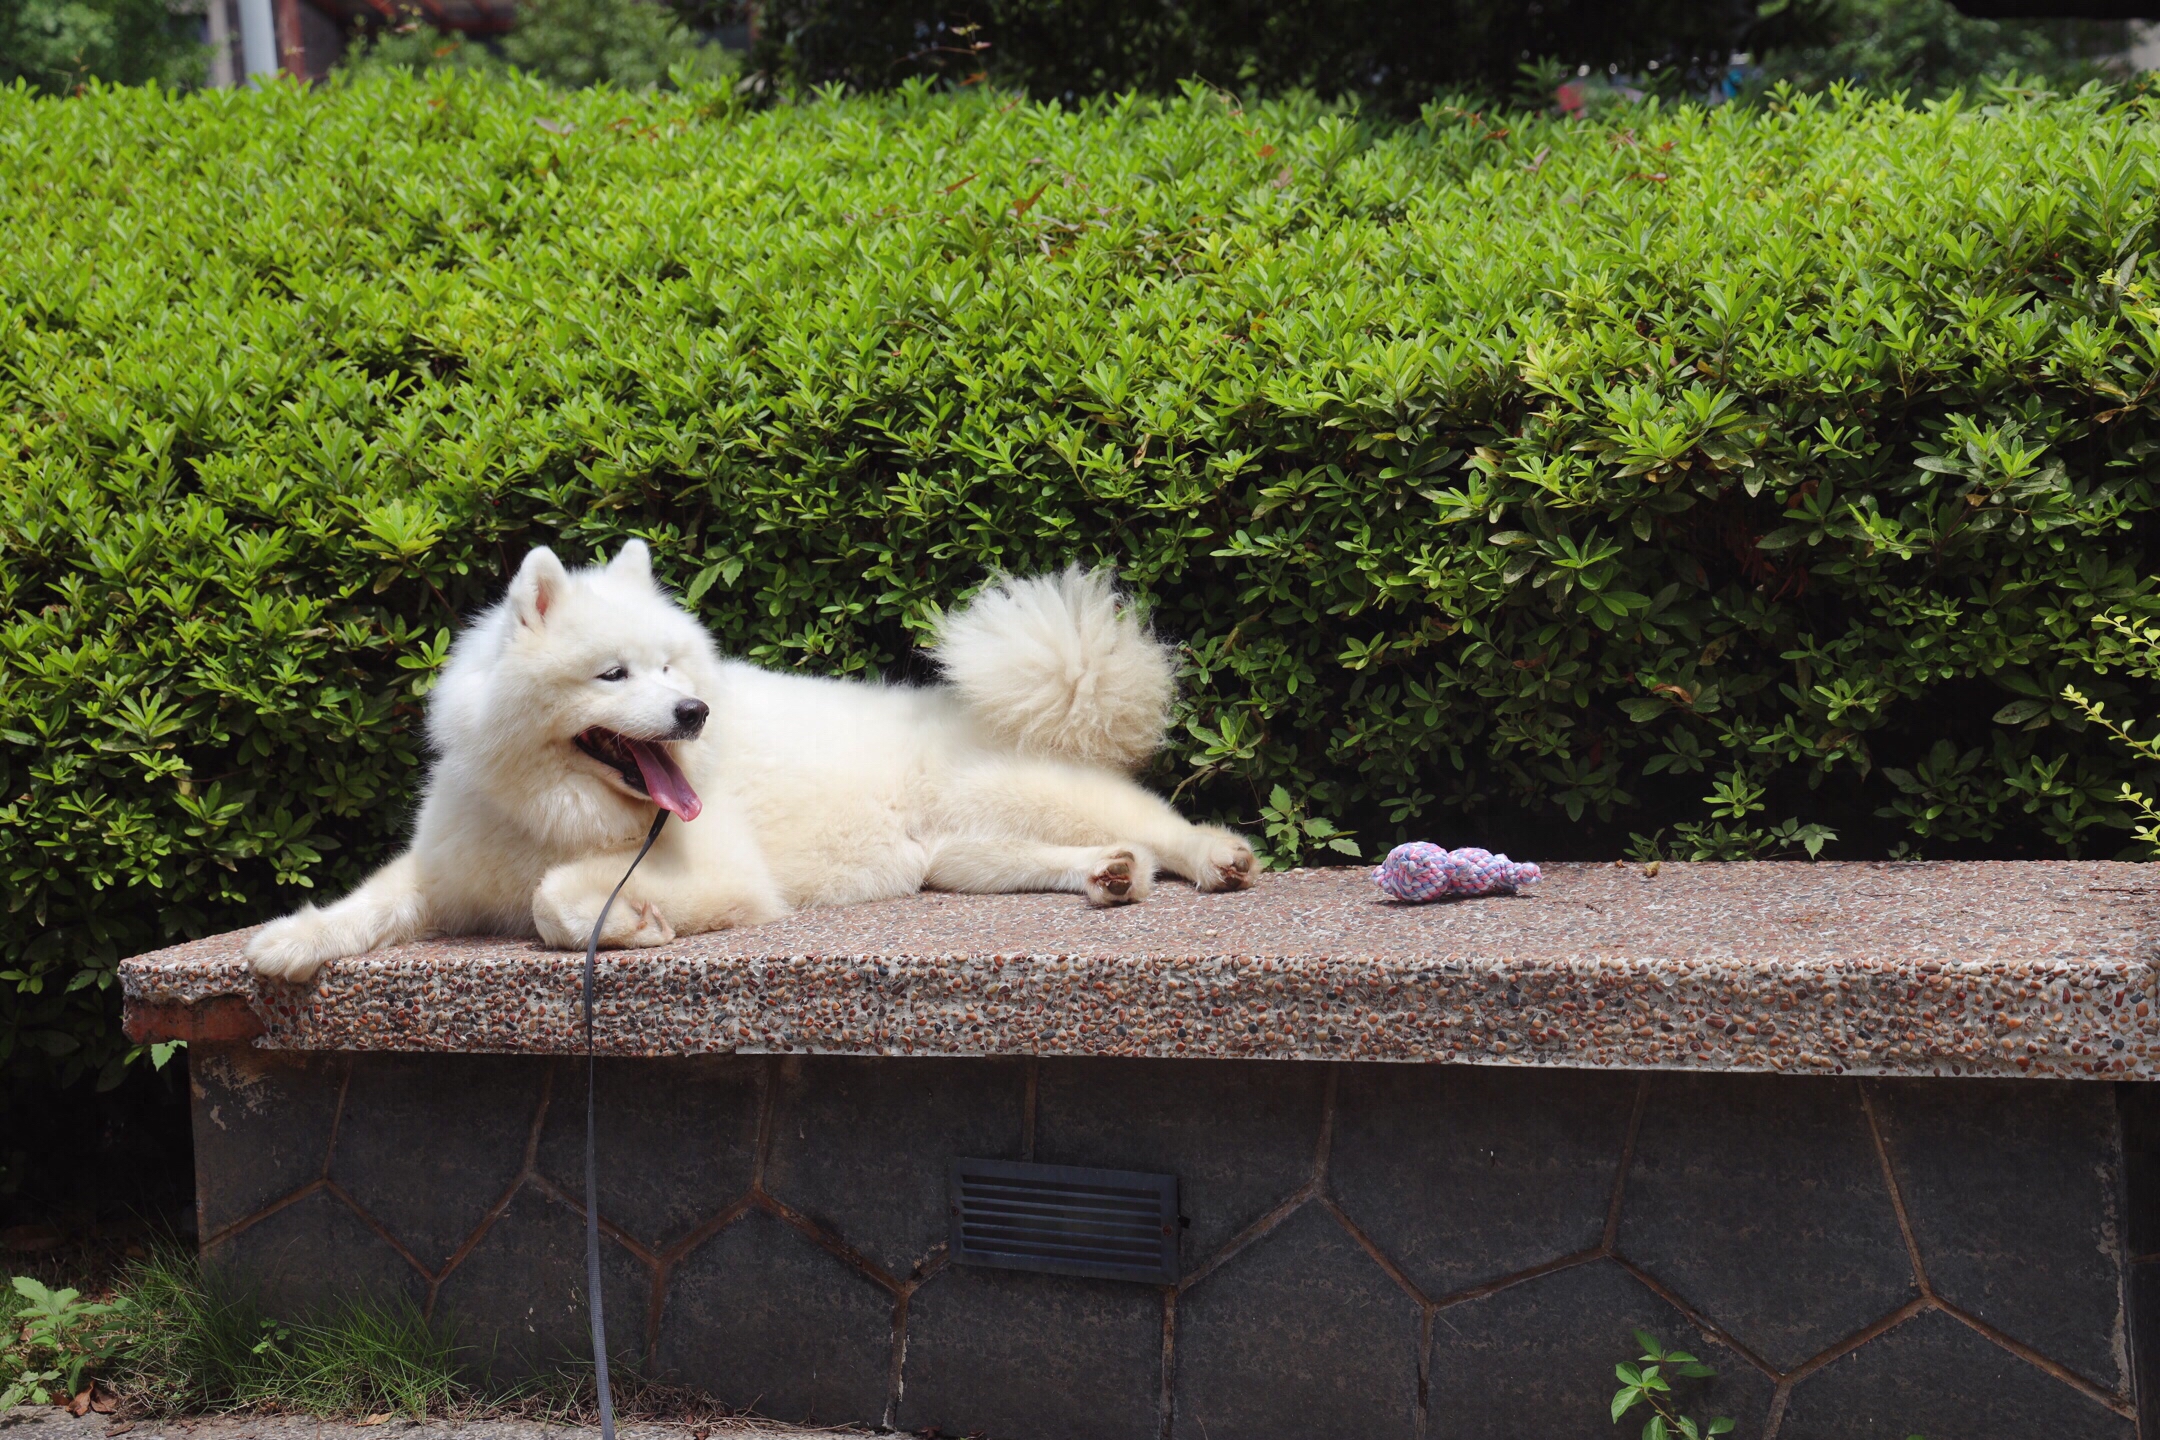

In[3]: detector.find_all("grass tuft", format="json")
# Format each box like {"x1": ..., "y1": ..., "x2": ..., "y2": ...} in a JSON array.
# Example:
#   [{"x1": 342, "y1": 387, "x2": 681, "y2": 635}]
[
  {"x1": 9, "y1": 1250, "x2": 838, "y2": 1430},
  {"x1": 99, "y1": 1252, "x2": 766, "y2": 1425},
  {"x1": 114, "y1": 1251, "x2": 467, "y2": 1418}
]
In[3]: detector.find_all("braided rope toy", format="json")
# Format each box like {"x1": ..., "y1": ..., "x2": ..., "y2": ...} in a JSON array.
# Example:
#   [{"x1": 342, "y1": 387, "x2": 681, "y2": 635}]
[{"x1": 1374, "y1": 843, "x2": 1541, "y2": 902}]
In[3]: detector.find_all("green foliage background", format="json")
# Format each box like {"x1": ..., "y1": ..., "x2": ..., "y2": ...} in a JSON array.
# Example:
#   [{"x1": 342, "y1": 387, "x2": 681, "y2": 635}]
[
  {"x1": 1754, "y1": 0, "x2": 2131, "y2": 97},
  {"x1": 0, "y1": 0, "x2": 202, "y2": 94},
  {"x1": 338, "y1": 0, "x2": 733, "y2": 92},
  {"x1": 738, "y1": 0, "x2": 2134, "y2": 114},
  {"x1": 7, "y1": 75, "x2": 2160, "y2": 1085},
  {"x1": 0, "y1": 0, "x2": 2135, "y2": 104},
  {"x1": 746, "y1": 0, "x2": 1761, "y2": 114}
]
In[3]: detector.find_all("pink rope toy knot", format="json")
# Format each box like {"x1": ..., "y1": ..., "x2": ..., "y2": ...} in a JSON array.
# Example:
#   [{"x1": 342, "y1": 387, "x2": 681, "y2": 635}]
[{"x1": 1374, "y1": 843, "x2": 1541, "y2": 903}]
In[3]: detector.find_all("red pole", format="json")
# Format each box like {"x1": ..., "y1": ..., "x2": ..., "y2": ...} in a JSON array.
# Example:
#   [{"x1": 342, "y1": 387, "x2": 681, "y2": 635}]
[{"x1": 274, "y1": 0, "x2": 309, "y2": 77}]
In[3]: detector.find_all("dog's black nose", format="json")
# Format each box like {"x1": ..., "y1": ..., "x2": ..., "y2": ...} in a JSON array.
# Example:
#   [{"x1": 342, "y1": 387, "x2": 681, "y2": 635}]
[{"x1": 673, "y1": 698, "x2": 710, "y2": 735}]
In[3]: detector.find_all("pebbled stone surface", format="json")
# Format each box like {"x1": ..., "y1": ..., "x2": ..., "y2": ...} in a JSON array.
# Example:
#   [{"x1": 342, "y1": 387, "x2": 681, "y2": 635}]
[{"x1": 123, "y1": 864, "x2": 2160, "y2": 1079}]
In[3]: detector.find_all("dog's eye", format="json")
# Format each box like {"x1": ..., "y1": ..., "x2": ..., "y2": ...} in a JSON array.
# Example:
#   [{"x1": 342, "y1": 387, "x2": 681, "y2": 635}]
[{"x1": 597, "y1": 666, "x2": 628, "y2": 682}]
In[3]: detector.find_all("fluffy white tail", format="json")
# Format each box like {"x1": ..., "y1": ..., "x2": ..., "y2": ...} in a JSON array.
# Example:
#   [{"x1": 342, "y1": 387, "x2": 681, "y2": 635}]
[{"x1": 933, "y1": 568, "x2": 1175, "y2": 772}]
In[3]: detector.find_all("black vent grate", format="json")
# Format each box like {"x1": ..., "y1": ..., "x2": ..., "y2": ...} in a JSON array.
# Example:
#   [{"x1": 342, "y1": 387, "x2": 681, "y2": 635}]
[{"x1": 949, "y1": 1157, "x2": 1179, "y2": 1283}]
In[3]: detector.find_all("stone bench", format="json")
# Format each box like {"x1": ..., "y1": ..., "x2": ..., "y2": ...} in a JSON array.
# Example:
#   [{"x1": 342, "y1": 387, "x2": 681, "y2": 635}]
[{"x1": 121, "y1": 862, "x2": 2160, "y2": 1440}]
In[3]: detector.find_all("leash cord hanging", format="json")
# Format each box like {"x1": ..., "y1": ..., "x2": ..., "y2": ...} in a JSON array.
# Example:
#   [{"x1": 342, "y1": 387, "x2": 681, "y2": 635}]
[{"x1": 584, "y1": 808, "x2": 668, "y2": 1440}]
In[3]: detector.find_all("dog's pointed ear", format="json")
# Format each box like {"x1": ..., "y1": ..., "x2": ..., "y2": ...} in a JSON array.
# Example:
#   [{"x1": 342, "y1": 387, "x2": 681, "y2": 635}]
[
  {"x1": 607, "y1": 539, "x2": 654, "y2": 587},
  {"x1": 509, "y1": 547, "x2": 569, "y2": 629}
]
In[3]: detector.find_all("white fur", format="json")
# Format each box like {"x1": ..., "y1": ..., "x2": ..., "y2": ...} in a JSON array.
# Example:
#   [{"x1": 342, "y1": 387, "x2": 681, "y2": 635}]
[
  {"x1": 930, "y1": 567, "x2": 1173, "y2": 772},
  {"x1": 245, "y1": 547, "x2": 1255, "y2": 982}
]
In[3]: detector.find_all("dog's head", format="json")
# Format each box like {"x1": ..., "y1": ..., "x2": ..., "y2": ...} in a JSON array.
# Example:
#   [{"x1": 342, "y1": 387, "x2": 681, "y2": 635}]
[{"x1": 431, "y1": 540, "x2": 717, "y2": 824}]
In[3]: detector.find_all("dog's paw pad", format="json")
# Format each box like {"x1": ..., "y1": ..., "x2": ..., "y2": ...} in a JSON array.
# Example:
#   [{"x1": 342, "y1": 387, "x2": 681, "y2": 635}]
[
  {"x1": 1086, "y1": 849, "x2": 1148, "y2": 907},
  {"x1": 1197, "y1": 834, "x2": 1258, "y2": 892}
]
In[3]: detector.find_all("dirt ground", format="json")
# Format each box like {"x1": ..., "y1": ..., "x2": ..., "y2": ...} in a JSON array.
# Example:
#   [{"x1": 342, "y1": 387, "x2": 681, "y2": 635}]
[{"x1": 2, "y1": 1411, "x2": 849, "y2": 1440}]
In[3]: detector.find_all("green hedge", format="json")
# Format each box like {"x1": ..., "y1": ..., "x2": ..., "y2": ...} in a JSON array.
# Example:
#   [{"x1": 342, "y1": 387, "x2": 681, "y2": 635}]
[{"x1": 8, "y1": 74, "x2": 2160, "y2": 1084}]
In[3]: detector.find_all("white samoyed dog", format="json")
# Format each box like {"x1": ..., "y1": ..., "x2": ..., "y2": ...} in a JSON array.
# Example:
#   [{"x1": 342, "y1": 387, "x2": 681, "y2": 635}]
[{"x1": 245, "y1": 542, "x2": 1256, "y2": 982}]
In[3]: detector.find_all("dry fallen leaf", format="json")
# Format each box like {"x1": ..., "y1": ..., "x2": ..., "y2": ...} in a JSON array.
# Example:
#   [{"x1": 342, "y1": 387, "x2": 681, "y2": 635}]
[
  {"x1": 359, "y1": 1414, "x2": 394, "y2": 1428},
  {"x1": 1643, "y1": 861, "x2": 1661, "y2": 877},
  {"x1": 68, "y1": 1389, "x2": 93, "y2": 1418}
]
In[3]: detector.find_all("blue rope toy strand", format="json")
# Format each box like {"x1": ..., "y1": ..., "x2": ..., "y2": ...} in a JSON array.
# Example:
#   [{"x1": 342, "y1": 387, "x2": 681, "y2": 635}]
[
  {"x1": 1373, "y1": 842, "x2": 1540, "y2": 902},
  {"x1": 583, "y1": 808, "x2": 668, "y2": 1440}
]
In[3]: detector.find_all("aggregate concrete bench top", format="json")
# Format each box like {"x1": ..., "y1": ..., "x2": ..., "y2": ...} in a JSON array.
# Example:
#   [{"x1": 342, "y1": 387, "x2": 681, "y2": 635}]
[{"x1": 121, "y1": 860, "x2": 2160, "y2": 1079}]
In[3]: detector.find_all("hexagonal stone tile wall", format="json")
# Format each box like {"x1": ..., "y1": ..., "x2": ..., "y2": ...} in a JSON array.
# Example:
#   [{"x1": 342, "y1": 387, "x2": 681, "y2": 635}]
[
  {"x1": 193, "y1": 1047, "x2": 2156, "y2": 1439},
  {"x1": 1618, "y1": 1075, "x2": 1916, "y2": 1371}
]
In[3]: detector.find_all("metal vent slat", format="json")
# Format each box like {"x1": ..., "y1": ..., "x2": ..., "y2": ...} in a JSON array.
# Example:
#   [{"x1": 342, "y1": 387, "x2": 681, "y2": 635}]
[
  {"x1": 960, "y1": 1225, "x2": 1163, "y2": 1250},
  {"x1": 959, "y1": 1234, "x2": 1164, "y2": 1261},
  {"x1": 950, "y1": 1157, "x2": 1179, "y2": 1283},
  {"x1": 963, "y1": 1226, "x2": 1166, "y2": 1243},
  {"x1": 960, "y1": 1177, "x2": 1160, "y2": 1199},
  {"x1": 962, "y1": 1176, "x2": 1161, "y2": 1198},
  {"x1": 963, "y1": 1191, "x2": 1166, "y2": 1208},
  {"x1": 960, "y1": 1203, "x2": 1158, "y2": 1225}
]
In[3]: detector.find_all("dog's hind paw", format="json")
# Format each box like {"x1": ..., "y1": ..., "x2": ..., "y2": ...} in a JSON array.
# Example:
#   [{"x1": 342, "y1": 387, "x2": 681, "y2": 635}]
[
  {"x1": 247, "y1": 910, "x2": 337, "y2": 984},
  {"x1": 1192, "y1": 828, "x2": 1257, "y2": 892},
  {"x1": 1085, "y1": 847, "x2": 1154, "y2": 908}
]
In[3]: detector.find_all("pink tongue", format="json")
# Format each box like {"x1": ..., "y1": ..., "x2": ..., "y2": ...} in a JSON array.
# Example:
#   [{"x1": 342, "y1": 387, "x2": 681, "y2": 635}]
[{"x1": 625, "y1": 740, "x2": 702, "y2": 822}]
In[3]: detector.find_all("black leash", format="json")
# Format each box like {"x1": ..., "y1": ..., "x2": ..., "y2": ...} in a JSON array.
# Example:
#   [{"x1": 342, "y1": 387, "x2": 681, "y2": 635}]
[{"x1": 583, "y1": 808, "x2": 668, "y2": 1440}]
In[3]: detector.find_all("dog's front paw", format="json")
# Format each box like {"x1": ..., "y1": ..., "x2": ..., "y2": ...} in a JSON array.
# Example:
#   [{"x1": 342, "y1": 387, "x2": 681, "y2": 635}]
[
  {"x1": 617, "y1": 898, "x2": 676, "y2": 948},
  {"x1": 247, "y1": 909, "x2": 337, "y2": 983},
  {"x1": 1192, "y1": 828, "x2": 1257, "y2": 892},
  {"x1": 1085, "y1": 846, "x2": 1155, "y2": 908},
  {"x1": 533, "y1": 877, "x2": 675, "y2": 951}
]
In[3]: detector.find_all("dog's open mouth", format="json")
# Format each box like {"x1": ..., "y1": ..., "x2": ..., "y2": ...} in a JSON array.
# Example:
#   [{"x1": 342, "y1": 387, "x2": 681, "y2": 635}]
[{"x1": 574, "y1": 727, "x2": 702, "y2": 821}]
